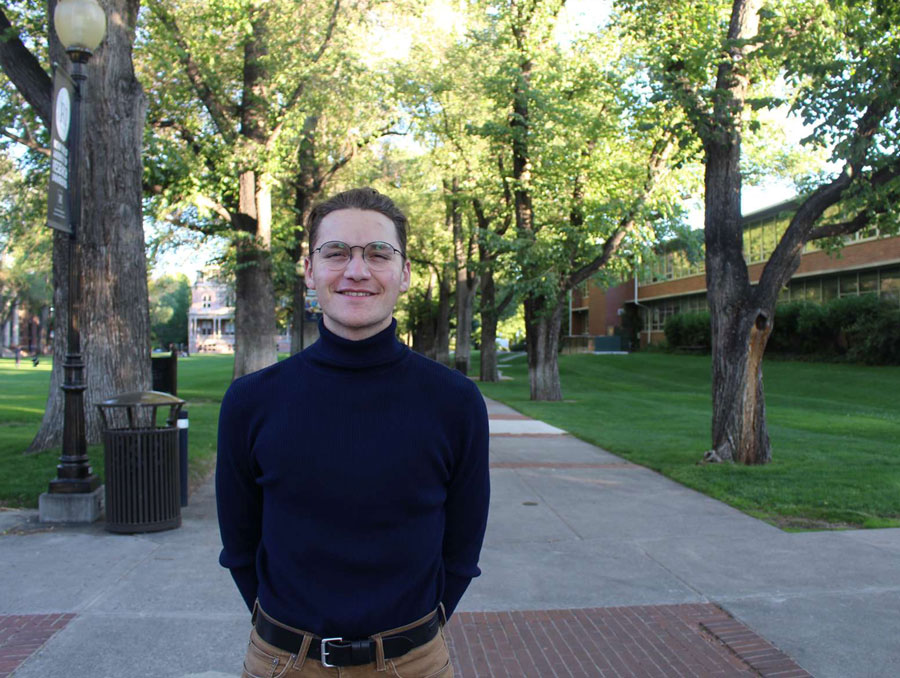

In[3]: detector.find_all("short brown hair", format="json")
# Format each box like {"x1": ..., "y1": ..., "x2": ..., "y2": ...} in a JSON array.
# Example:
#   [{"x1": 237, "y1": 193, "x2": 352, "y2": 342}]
[{"x1": 307, "y1": 187, "x2": 408, "y2": 255}]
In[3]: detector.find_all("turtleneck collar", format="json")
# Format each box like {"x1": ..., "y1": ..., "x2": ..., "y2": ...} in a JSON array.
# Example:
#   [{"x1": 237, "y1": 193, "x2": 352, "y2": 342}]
[{"x1": 305, "y1": 317, "x2": 408, "y2": 369}]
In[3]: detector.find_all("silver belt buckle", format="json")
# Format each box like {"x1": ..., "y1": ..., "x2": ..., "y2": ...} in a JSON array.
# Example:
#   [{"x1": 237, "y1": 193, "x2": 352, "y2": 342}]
[{"x1": 320, "y1": 637, "x2": 342, "y2": 668}]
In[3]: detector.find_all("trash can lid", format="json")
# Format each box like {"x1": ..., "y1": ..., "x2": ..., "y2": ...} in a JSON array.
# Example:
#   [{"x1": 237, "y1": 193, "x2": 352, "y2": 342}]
[{"x1": 97, "y1": 391, "x2": 185, "y2": 407}]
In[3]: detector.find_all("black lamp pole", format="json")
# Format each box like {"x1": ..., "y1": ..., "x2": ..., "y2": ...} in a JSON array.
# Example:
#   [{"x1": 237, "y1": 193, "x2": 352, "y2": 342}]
[{"x1": 48, "y1": 21, "x2": 102, "y2": 494}]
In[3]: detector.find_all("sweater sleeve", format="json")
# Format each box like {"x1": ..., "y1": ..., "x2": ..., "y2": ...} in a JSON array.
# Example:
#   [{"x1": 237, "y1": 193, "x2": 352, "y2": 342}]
[
  {"x1": 215, "y1": 379, "x2": 262, "y2": 612},
  {"x1": 441, "y1": 384, "x2": 491, "y2": 617}
]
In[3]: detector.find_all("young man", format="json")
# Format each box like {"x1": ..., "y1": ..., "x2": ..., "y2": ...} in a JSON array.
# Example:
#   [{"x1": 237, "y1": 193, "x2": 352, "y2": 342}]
[{"x1": 216, "y1": 188, "x2": 490, "y2": 677}]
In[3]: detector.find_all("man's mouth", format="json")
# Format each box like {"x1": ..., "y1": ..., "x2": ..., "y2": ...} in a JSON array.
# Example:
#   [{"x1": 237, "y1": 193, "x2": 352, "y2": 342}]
[{"x1": 339, "y1": 291, "x2": 375, "y2": 297}]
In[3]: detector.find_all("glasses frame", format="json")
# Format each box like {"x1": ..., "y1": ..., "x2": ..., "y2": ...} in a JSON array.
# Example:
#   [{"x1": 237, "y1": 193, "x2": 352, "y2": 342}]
[{"x1": 311, "y1": 240, "x2": 406, "y2": 269}]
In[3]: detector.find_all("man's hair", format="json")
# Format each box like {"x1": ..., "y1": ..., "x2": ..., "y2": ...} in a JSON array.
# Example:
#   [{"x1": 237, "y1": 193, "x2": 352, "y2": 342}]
[{"x1": 307, "y1": 187, "x2": 408, "y2": 255}]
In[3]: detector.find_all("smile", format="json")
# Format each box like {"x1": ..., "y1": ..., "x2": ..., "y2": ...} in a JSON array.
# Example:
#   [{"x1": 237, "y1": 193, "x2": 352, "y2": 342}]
[{"x1": 339, "y1": 291, "x2": 375, "y2": 296}]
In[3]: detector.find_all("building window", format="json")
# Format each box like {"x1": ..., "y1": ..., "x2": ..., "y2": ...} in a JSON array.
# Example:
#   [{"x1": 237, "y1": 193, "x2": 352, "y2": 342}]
[{"x1": 881, "y1": 266, "x2": 900, "y2": 304}]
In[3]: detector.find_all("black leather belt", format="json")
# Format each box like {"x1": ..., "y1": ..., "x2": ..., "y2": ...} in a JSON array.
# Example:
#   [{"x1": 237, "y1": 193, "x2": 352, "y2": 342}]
[{"x1": 254, "y1": 609, "x2": 441, "y2": 668}]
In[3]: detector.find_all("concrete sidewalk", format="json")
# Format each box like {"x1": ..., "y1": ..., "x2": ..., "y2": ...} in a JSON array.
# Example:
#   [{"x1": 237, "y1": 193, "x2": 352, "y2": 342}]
[{"x1": 1, "y1": 396, "x2": 898, "y2": 677}]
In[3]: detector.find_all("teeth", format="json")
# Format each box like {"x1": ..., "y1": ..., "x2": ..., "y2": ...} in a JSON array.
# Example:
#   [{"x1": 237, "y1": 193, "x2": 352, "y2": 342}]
[{"x1": 342, "y1": 292, "x2": 373, "y2": 296}]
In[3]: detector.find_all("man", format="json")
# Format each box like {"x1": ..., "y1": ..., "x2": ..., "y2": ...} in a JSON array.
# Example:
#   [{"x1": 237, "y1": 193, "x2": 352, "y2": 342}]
[{"x1": 216, "y1": 187, "x2": 490, "y2": 677}]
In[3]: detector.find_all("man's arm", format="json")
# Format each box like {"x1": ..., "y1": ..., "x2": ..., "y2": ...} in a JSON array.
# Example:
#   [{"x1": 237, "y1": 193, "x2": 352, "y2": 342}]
[
  {"x1": 441, "y1": 385, "x2": 491, "y2": 617},
  {"x1": 215, "y1": 380, "x2": 263, "y2": 611}
]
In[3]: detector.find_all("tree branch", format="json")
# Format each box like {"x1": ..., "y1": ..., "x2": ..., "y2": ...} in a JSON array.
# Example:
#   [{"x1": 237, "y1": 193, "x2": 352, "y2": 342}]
[
  {"x1": 158, "y1": 207, "x2": 229, "y2": 238},
  {"x1": 194, "y1": 194, "x2": 235, "y2": 224},
  {"x1": 806, "y1": 162, "x2": 900, "y2": 240},
  {"x1": 271, "y1": 0, "x2": 341, "y2": 139},
  {"x1": 755, "y1": 88, "x2": 900, "y2": 308},
  {"x1": 567, "y1": 133, "x2": 675, "y2": 289},
  {"x1": 0, "y1": 9, "x2": 52, "y2": 128},
  {"x1": 145, "y1": 1, "x2": 236, "y2": 144},
  {"x1": 0, "y1": 128, "x2": 50, "y2": 156}
]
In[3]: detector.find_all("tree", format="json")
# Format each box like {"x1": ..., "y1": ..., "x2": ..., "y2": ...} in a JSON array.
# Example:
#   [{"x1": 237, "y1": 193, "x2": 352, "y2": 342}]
[
  {"x1": 1, "y1": 0, "x2": 151, "y2": 449},
  {"x1": 0, "y1": 153, "x2": 53, "y2": 353},
  {"x1": 486, "y1": 0, "x2": 685, "y2": 399},
  {"x1": 623, "y1": 0, "x2": 900, "y2": 463},
  {"x1": 141, "y1": 0, "x2": 405, "y2": 374},
  {"x1": 148, "y1": 273, "x2": 190, "y2": 349}
]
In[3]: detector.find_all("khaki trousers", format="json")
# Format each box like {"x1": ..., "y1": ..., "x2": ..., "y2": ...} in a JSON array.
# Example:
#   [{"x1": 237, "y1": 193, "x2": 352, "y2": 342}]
[{"x1": 241, "y1": 609, "x2": 454, "y2": 678}]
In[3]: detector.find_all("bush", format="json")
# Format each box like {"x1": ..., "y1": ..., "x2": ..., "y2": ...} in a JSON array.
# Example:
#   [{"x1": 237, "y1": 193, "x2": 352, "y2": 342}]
[
  {"x1": 664, "y1": 312, "x2": 711, "y2": 351},
  {"x1": 661, "y1": 294, "x2": 899, "y2": 364},
  {"x1": 768, "y1": 294, "x2": 899, "y2": 364},
  {"x1": 827, "y1": 296, "x2": 900, "y2": 364}
]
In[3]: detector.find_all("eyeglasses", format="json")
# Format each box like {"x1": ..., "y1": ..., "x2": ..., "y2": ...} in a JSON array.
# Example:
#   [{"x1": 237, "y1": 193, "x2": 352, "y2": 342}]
[{"x1": 312, "y1": 241, "x2": 406, "y2": 271}]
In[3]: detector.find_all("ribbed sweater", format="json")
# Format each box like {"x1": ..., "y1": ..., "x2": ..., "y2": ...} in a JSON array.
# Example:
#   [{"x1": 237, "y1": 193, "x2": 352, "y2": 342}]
[{"x1": 216, "y1": 319, "x2": 490, "y2": 639}]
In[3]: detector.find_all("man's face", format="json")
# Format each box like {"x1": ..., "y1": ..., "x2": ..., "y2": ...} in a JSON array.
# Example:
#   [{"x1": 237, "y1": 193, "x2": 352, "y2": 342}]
[{"x1": 305, "y1": 208, "x2": 411, "y2": 341}]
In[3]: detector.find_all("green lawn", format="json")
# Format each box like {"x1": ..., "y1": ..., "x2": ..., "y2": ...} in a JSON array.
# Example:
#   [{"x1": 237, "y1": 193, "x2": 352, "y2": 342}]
[
  {"x1": 0, "y1": 355, "x2": 235, "y2": 509},
  {"x1": 4, "y1": 351, "x2": 899, "y2": 530},
  {"x1": 473, "y1": 351, "x2": 900, "y2": 530}
]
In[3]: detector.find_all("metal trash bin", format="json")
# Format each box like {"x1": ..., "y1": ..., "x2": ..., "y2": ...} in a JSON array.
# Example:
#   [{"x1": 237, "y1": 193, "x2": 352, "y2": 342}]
[{"x1": 97, "y1": 391, "x2": 185, "y2": 533}]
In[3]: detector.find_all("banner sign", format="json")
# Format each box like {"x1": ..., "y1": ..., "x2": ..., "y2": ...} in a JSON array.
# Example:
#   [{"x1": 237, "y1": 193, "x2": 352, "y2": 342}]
[{"x1": 47, "y1": 66, "x2": 75, "y2": 233}]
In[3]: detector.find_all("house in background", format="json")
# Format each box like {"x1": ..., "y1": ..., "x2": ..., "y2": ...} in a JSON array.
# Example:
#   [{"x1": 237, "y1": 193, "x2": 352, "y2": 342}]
[
  {"x1": 187, "y1": 269, "x2": 297, "y2": 354},
  {"x1": 188, "y1": 269, "x2": 236, "y2": 354},
  {"x1": 568, "y1": 199, "x2": 900, "y2": 350}
]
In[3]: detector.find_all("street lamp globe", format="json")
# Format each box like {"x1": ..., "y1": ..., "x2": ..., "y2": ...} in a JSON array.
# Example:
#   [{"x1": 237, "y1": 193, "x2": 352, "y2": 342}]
[{"x1": 54, "y1": 0, "x2": 107, "y2": 61}]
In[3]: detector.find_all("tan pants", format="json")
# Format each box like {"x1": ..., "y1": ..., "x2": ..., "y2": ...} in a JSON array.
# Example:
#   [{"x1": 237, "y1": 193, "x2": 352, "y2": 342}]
[{"x1": 241, "y1": 611, "x2": 454, "y2": 678}]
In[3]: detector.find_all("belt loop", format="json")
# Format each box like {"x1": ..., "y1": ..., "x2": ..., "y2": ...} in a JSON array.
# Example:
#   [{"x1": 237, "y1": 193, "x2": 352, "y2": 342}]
[
  {"x1": 294, "y1": 633, "x2": 312, "y2": 671},
  {"x1": 438, "y1": 602, "x2": 447, "y2": 627},
  {"x1": 373, "y1": 632, "x2": 386, "y2": 671}
]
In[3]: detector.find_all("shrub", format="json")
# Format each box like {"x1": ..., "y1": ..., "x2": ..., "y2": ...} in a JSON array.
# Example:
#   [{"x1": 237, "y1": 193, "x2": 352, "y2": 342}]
[
  {"x1": 769, "y1": 302, "x2": 807, "y2": 353},
  {"x1": 660, "y1": 294, "x2": 899, "y2": 364},
  {"x1": 828, "y1": 296, "x2": 900, "y2": 364},
  {"x1": 665, "y1": 312, "x2": 710, "y2": 351}
]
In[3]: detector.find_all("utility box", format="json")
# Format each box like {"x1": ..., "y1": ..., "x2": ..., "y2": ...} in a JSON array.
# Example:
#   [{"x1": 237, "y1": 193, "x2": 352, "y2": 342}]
[{"x1": 97, "y1": 391, "x2": 185, "y2": 534}]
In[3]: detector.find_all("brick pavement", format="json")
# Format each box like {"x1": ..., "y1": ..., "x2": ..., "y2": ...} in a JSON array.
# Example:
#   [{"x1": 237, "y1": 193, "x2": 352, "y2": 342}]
[
  {"x1": 445, "y1": 604, "x2": 812, "y2": 678},
  {"x1": 0, "y1": 614, "x2": 74, "y2": 678}
]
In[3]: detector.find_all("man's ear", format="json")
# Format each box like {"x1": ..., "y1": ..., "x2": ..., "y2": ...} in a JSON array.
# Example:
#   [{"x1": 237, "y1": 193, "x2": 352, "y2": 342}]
[
  {"x1": 304, "y1": 257, "x2": 316, "y2": 290},
  {"x1": 400, "y1": 258, "x2": 411, "y2": 293}
]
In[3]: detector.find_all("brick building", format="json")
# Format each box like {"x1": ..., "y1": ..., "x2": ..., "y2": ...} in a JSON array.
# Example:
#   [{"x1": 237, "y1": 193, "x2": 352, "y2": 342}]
[{"x1": 568, "y1": 199, "x2": 900, "y2": 349}]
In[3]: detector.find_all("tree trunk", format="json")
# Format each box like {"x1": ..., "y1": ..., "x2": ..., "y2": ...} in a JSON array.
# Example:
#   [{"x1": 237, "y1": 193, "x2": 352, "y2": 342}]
[
  {"x1": 479, "y1": 265, "x2": 499, "y2": 382},
  {"x1": 289, "y1": 273, "x2": 319, "y2": 354},
  {"x1": 232, "y1": 171, "x2": 276, "y2": 379},
  {"x1": 289, "y1": 117, "x2": 319, "y2": 355},
  {"x1": 450, "y1": 178, "x2": 475, "y2": 374},
  {"x1": 231, "y1": 10, "x2": 277, "y2": 378},
  {"x1": 435, "y1": 264, "x2": 452, "y2": 366},
  {"x1": 701, "y1": 0, "x2": 767, "y2": 464},
  {"x1": 704, "y1": 145, "x2": 772, "y2": 465},
  {"x1": 707, "y1": 305, "x2": 772, "y2": 464},
  {"x1": 524, "y1": 295, "x2": 563, "y2": 401},
  {"x1": 29, "y1": 0, "x2": 151, "y2": 451},
  {"x1": 411, "y1": 270, "x2": 437, "y2": 358}
]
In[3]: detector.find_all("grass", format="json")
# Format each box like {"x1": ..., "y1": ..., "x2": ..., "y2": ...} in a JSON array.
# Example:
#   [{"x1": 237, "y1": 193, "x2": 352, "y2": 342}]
[
  {"x1": 0, "y1": 355, "x2": 235, "y2": 509},
  {"x1": 472, "y1": 350, "x2": 900, "y2": 530},
  {"x1": 4, "y1": 351, "x2": 899, "y2": 530}
]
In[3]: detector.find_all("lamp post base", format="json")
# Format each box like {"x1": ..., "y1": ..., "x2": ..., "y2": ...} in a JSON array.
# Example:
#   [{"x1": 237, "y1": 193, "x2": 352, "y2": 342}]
[
  {"x1": 48, "y1": 474, "x2": 100, "y2": 494},
  {"x1": 39, "y1": 485, "x2": 104, "y2": 523}
]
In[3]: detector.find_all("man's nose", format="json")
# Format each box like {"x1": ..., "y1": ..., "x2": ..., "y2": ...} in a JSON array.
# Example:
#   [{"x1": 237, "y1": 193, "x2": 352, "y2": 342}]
[{"x1": 342, "y1": 250, "x2": 371, "y2": 278}]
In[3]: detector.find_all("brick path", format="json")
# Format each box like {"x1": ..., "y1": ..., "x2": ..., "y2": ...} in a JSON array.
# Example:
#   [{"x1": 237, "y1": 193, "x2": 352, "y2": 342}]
[
  {"x1": 0, "y1": 607, "x2": 810, "y2": 677},
  {"x1": 446, "y1": 604, "x2": 812, "y2": 678},
  {"x1": 0, "y1": 614, "x2": 74, "y2": 678}
]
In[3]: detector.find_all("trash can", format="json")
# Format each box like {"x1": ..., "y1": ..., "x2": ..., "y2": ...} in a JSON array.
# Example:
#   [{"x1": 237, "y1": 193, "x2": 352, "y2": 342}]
[{"x1": 97, "y1": 391, "x2": 185, "y2": 534}]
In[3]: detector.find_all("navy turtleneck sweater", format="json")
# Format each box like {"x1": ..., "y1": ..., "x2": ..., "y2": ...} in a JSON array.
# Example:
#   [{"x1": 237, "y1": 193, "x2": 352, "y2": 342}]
[{"x1": 216, "y1": 319, "x2": 490, "y2": 639}]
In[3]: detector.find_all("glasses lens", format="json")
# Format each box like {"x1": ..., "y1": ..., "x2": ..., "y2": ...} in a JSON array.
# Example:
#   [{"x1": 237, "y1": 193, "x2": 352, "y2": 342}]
[
  {"x1": 364, "y1": 242, "x2": 397, "y2": 269},
  {"x1": 319, "y1": 242, "x2": 351, "y2": 268}
]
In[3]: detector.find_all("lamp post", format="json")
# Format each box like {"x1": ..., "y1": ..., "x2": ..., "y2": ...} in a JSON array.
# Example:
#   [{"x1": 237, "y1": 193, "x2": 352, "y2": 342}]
[{"x1": 47, "y1": 0, "x2": 106, "y2": 495}]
